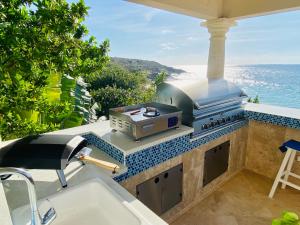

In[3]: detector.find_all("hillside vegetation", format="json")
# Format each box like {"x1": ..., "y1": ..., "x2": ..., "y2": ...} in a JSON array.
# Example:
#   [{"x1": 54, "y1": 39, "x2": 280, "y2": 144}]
[{"x1": 111, "y1": 57, "x2": 185, "y2": 80}]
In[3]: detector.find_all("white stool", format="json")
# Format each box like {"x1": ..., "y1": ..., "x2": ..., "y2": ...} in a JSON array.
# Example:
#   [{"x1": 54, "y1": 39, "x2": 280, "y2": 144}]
[{"x1": 269, "y1": 140, "x2": 300, "y2": 198}]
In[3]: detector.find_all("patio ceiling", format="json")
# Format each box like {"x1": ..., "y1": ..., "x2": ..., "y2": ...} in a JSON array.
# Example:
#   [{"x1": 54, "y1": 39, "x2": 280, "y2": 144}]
[{"x1": 128, "y1": 0, "x2": 300, "y2": 20}]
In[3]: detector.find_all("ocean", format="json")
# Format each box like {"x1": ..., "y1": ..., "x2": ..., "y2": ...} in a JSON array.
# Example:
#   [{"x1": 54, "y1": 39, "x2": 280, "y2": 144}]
[{"x1": 172, "y1": 64, "x2": 300, "y2": 110}]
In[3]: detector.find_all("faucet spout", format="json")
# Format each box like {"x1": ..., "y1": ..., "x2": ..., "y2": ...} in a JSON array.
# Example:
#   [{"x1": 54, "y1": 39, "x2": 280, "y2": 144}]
[{"x1": 0, "y1": 167, "x2": 56, "y2": 225}]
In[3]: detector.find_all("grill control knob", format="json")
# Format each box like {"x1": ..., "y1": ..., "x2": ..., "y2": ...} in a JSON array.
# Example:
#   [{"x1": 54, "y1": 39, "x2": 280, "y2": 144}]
[
  {"x1": 222, "y1": 118, "x2": 226, "y2": 123},
  {"x1": 226, "y1": 117, "x2": 231, "y2": 122},
  {"x1": 205, "y1": 124, "x2": 211, "y2": 129},
  {"x1": 210, "y1": 122, "x2": 215, "y2": 127}
]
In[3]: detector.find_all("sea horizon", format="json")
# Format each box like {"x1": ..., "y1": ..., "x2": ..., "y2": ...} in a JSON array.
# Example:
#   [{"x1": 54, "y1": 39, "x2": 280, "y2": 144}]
[{"x1": 172, "y1": 64, "x2": 300, "y2": 110}]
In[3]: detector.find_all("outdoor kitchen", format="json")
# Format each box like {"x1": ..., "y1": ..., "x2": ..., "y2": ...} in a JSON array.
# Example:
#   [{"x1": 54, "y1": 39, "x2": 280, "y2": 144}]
[
  {"x1": 1, "y1": 0, "x2": 300, "y2": 224},
  {"x1": 2, "y1": 75, "x2": 300, "y2": 225}
]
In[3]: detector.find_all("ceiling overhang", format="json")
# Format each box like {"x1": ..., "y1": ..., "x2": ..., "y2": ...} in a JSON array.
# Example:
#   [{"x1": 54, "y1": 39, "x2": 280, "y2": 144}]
[
  {"x1": 128, "y1": 0, "x2": 223, "y2": 20},
  {"x1": 128, "y1": 0, "x2": 300, "y2": 20}
]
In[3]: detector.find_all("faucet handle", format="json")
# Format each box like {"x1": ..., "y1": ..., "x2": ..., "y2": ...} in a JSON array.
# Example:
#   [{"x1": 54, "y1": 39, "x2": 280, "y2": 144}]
[
  {"x1": 39, "y1": 199, "x2": 56, "y2": 225},
  {"x1": 41, "y1": 208, "x2": 56, "y2": 225}
]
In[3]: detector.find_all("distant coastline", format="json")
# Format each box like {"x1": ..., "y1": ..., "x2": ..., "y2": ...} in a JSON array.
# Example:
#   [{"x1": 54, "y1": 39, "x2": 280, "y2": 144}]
[
  {"x1": 111, "y1": 57, "x2": 300, "y2": 109},
  {"x1": 111, "y1": 57, "x2": 185, "y2": 80}
]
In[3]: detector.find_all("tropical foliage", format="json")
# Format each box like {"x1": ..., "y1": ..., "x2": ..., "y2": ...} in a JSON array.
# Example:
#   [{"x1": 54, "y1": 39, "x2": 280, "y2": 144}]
[
  {"x1": 88, "y1": 64, "x2": 157, "y2": 117},
  {"x1": 247, "y1": 95, "x2": 260, "y2": 104},
  {"x1": 60, "y1": 75, "x2": 98, "y2": 128},
  {"x1": 0, "y1": 0, "x2": 109, "y2": 140},
  {"x1": 0, "y1": 0, "x2": 166, "y2": 141},
  {"x1": 272, "y1": 211, "x2": 300, "y2": 225}
]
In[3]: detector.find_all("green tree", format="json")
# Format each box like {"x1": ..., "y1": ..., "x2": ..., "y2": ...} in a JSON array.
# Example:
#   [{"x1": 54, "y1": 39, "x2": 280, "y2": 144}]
[
  {"x1": 247, "y1": 95, "x2": 260, "y2": 104},
  {"x1": 88, "y1": 64, "x2": 155, "y2": 116},
  {"x1": 154, "y1": 71, "x2": 167, "y2": 87},
  {"x1": 0, "y1": 0, "x2": 109, "y2": 140}
]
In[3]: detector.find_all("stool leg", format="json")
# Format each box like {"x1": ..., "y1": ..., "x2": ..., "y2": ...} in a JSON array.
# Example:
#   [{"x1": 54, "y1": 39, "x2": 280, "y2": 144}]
[
  {"x1": 281, "y1": 150, "x2": 296, "y2": 189},
  {"x1": 268, "y1": 149, "x2": 292, "y2": 198}
]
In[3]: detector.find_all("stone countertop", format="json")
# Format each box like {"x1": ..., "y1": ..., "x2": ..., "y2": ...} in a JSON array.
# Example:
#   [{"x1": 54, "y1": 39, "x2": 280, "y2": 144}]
[
  {"x1": 2, "y1": 103, "x2": 299, "y2": 167},
  {"x1": 2, "y1": 104, "x2": 299, "y2": 152},
  {"x1": 4, "y1": 103, "x2": 300, "y2": 161},
  {"x1": 245, "y1": 103, "x2": 300, "y2": 120},
  {"x1": 4, "y1": 103, "x2": 300, "y2": 157},
  {"x1": 0, "y1": 121, "x2": 193, "y2": 155},
  {"x1": 245, "y1": 103, "x2": 300, "y2": 129},
  {"x1": 48, "y1": 120, "x2": 194, "y2": 155}
]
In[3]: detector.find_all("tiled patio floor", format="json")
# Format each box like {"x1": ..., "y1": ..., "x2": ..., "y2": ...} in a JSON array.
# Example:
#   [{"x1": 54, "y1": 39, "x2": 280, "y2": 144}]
[{"x1": 171, "y1": 169, "x2": 300, "y2": 225}]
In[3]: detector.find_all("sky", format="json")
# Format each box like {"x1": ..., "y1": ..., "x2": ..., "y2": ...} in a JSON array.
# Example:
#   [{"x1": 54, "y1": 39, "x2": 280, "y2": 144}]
[{"x1": 80, "y1": 0, "x2": 300, "y2": 66}]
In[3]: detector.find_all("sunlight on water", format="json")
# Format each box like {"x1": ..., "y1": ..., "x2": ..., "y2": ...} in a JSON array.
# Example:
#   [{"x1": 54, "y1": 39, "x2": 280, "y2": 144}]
[{"x1": 172, "y1": 64, "x2": 300, "y2": 109}]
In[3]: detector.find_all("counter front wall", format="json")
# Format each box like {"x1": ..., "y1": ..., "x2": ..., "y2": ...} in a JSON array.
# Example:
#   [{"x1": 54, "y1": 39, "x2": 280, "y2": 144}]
[
  {"x1": 246, "y1": 120, "x2": 300, "y2": 179},
  {"x1": 120, "y1": 126, "x2": 248, "y2": 223}
]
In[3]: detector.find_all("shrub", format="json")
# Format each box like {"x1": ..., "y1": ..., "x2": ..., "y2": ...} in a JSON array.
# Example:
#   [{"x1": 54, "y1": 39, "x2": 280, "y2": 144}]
[
  {"x1": 89, "y1": 64, "x2": 156, "y2": 117},
  {"x1": 272, "y1": 211, "x2": 300, "y2": 225},
  {"x1": 0, "y1": 0, "x2": 109, "y2": 140}
]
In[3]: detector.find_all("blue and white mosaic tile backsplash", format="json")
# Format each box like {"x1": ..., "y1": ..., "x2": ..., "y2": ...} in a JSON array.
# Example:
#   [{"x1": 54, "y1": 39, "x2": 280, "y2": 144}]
[
  {"x1": 83, "y1": 120, "x2": 247, "y2": 183},
  {"x1": 245, "y1": 110, "x2": 300, "y2": 129},
  {"x1": 81, "y1": 107, "x2": 300, "y2": 183},
  {"x1": 83, "y1": 133, "x2": 125, "y2": 164}
]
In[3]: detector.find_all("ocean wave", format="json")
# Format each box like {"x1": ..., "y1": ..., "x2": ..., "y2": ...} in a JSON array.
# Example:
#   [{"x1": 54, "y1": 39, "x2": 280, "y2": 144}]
[{"x1": 171, "y1": 64, "x2": 300, "y2": 109}]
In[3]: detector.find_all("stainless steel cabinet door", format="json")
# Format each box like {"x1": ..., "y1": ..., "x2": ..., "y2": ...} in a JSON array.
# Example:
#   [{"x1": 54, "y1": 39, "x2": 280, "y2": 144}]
[
  {"x1": 136, "y1": 175, "x2": 163, "y2": 215},
  {"x1": 203, "y1": 141, "x2": 230, "y2": 186},
  {"x1": 161, "y1": 164, "x2": 183, "y2": 213},
  {"x1": 136, "y1": 163, "x2": 183, "y2": 215}
]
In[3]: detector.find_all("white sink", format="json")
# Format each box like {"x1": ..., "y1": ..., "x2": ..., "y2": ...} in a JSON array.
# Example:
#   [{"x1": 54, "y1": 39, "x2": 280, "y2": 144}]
[
  {"x1": 49, "y1": 179, "x2": 141, "y2": 225},
  {"x1": 12, "y1": 177, "x2": 167, "y2": 225}
]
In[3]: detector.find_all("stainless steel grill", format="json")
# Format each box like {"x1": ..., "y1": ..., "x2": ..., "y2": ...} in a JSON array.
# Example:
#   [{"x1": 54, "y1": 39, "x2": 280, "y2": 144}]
[
  {"x1": 156, "y1": 78, "x2": 247, "y2": 138},
  {"x1": 109, "y1": 102, "x2": 182, "y2": 140}
]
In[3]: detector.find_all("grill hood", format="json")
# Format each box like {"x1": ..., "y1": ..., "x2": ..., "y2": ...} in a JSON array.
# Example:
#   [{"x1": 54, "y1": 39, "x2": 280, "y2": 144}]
[
  {"x1": 157, "y1": 79, "x2": 247, "y2": 110},
  {"x1": 156, "y1": 78, "x2": 247, "y2": 127}
]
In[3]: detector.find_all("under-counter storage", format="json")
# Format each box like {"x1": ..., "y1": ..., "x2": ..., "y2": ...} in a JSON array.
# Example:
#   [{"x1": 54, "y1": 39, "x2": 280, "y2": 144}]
[
  {"x1": 136, "y1": 164, "x2": 183, "y2": 215},
  {"x1": 203, "y1": 141, "x2": 230, "y2": 186}
]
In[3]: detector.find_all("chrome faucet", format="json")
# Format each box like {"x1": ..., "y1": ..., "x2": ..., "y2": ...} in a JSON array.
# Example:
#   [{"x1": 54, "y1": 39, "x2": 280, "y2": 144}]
[{"x1": 0, "y1": 167, "x2": 56, "y2": 225}]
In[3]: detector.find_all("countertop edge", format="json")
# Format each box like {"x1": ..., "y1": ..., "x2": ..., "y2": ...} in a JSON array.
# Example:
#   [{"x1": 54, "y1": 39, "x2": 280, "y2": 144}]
[{"x1": 245, "y1": 103, "x2": 300, "y2": 129}]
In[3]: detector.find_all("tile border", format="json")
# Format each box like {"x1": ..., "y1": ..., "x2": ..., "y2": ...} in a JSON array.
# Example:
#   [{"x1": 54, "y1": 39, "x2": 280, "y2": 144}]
[
  {"x1": 245, "y1": 110, "x2": 300, "y2": 129},
  {"x1": 83, "y1": 133, "x2": 125, "y2": 164},
  {"x1": 85, "y1": 106, "x2": 300, "y2": 183},
  {"x1": 113, "y1": 120, "x2": 248, "y2": 182}
]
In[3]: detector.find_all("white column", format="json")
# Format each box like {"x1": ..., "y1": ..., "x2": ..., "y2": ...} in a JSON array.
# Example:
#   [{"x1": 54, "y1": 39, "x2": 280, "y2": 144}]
[{"x1": 201, "y1": 18, "x2": 236, "y2": 79}]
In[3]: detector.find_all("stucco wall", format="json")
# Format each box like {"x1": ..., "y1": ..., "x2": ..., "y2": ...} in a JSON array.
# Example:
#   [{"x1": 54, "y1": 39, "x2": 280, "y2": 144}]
[{"x1": 245, "y1": 120, "x2": 300, "y2": 179}]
